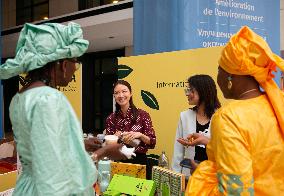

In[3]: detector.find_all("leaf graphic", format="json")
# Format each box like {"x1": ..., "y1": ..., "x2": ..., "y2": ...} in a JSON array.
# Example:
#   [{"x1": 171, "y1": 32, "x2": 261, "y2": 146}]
[
  {"x1": 118, "y1": 64, "x2": 133, "y2": 79},
  {"x1": 141, "y1": 90, "x2": 159, "y2": 110}
]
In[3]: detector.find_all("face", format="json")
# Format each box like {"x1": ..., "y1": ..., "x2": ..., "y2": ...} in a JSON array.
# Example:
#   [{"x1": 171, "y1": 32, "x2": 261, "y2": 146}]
[
  {"x1": 113, "y1": 84, "x2": 132, "y2": 107},
  {"x1": 217, "y1": 66, "x2": 231, "y2": 98},
  {"x1": 184, "y1": 84, "x2": 199, "y2": 106},
  {"x1": 60, "y1": 58, "x2": 81, "y2": 86}
]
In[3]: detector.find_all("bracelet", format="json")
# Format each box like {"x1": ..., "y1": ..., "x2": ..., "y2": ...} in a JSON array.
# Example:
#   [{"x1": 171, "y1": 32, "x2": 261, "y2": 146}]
[{"x1": 91, "y1": 153, "x2": 98, "y2": 164}]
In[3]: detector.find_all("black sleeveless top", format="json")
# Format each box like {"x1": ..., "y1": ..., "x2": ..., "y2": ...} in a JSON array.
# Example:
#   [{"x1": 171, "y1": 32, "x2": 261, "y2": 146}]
[{"x1": 194, "y1": 120, "x2": 209, "y2": 162}]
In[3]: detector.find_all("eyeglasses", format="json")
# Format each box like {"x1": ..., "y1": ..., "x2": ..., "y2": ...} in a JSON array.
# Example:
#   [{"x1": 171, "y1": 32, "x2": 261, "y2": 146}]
[
  {"x1": 184, "y1": 87, "x2": 195, "y2": 96},
  {"x1": 66, "y1": 58, "x2": 82, "y2": 70}
]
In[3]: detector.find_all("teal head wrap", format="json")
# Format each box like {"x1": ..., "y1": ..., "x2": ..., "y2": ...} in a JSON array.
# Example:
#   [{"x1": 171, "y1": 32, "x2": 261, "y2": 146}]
[{"x1": 0, "y1": 22, "x2": 89, "y2": 79}]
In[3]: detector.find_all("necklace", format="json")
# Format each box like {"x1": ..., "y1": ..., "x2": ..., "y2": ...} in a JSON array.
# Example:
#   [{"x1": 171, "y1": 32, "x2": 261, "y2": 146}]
[{"x1": 238, "y1": 89, "x2": 259, "y2": 98}]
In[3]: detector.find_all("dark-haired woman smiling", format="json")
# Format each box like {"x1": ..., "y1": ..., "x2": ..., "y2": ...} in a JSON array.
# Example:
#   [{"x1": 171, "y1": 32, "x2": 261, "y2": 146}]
[
  {"x1": 105, "y1": 80, "x2": 156, "y2": 166},
  {"x1": 172, "y1": 74, "x2": 221, "y2": 178}
]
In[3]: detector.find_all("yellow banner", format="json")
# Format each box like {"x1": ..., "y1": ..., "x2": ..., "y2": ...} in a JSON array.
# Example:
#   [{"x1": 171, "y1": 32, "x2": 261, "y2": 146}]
[
  {"x1": 58, "y1": 68, "x2": 82, "y2": 122},
  {"x1": 118, "y1": 47, "x2": 225, "y2": 163}
]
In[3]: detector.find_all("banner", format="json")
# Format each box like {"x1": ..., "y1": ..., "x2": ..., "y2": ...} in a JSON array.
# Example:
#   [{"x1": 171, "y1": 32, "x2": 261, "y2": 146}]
[
  {"x1": 58, "y1": 68, "x2": 82, "y2": 123},
  {"x1": 118, "y1": 47, "x2": 224, "y2": 162},
  {"x1": 134, "y1": 0, "x2": 281, "y2": 85}
]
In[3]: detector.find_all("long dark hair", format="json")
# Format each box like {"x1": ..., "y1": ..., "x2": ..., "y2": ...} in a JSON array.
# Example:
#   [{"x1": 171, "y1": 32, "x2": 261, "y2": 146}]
[
  {"x1": 114, "y1": 80, "x2": 138, "y2": 122},
  {"x1": 188, "y1": 74, "x2": 221, "y2": 118}
]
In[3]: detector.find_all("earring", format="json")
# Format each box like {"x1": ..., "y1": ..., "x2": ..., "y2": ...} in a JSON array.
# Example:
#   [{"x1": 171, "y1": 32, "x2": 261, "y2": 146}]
[{"x1": 227, "y1": 76, "x2": 232, "y2": 90}]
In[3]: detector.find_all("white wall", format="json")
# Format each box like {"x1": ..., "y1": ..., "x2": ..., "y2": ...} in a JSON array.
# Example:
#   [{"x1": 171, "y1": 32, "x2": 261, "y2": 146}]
[
  {"x1": 49, "y1": 0, "x2": 78, "y2": 18},
  {"x1": 1, "y1": 0, "x2": 16, "y2": 29}
]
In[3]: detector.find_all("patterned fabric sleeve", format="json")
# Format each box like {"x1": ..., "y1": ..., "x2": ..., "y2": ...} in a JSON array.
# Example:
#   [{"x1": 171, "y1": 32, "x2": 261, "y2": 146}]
[
  {"x1": 211, "y1": 112, "x2": 254, "y2": 195},
  {"x1": 141, "y1": 110, "x2": 156, "y2": 149},
  {"x1": 186, "y1": 111, "x2": 254, "y2": 196},
  {"x1": 105, "y1": 113, "x2": 116, "y2": 135}
]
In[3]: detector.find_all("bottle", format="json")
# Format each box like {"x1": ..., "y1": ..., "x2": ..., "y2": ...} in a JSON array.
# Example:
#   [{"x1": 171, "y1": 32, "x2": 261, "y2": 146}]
[
  {"x1": 98, "y1": 157, "x2": 111, "y2": 193},
  {"x1": 158, "y1": 151, "x2": 169, "y2": 169}
]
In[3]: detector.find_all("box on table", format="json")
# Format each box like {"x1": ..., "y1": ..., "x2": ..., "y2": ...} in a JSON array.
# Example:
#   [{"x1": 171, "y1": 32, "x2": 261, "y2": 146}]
[
  {"x1": 104, "y1": 174, "x2": 155, "y2": 196},
  {"x1": 152, "y1": 166, "x2": 185, "y2": 196},
  {"x1": 111, "y1": 162, "x2": 146, "y2": 179},
  {"x1": 0, "y1": 170, "x2": 17, "y2": 192}
]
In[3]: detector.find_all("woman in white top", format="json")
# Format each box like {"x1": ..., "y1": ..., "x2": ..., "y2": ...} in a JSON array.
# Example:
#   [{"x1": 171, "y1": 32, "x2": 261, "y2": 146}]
[{"x1": 172, "y1": 75, "x2": 221, "y2": 177}]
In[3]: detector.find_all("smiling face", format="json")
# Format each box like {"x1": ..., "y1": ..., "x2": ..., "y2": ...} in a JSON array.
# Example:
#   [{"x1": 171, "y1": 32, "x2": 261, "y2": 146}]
[
  {"x1": 113, "y1": 84, "x2": 132, "y2": 108},
  {"x1": 185, "y1": 85, "x2": 200, "y2": 106}
]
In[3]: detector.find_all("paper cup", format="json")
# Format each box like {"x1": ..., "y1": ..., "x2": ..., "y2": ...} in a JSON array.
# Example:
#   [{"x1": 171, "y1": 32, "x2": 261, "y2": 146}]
[{"x1": 104, "y1": 135, "x2": 118, "y2": 145}]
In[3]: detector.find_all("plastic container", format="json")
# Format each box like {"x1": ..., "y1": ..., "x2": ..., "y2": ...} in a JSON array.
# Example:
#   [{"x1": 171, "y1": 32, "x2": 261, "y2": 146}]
[
  {"x1": 98, "y1": 157, "x2": 111, "y2": 193},
  {"x1": 104, "y1": 135, "x2": 118, "y2": 145}
]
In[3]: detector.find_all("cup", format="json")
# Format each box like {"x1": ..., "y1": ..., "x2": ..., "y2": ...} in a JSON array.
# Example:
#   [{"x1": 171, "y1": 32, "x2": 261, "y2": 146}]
[
  {"x1": 97, "y1": 134, "x2": 105, "y2": 143},
  {"x1": 104, "y1": 135, "x2": 118, "y2": 145}
]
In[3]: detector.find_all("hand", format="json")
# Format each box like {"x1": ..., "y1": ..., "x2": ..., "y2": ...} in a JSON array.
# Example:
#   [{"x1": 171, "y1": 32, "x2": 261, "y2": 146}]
[
  {"x1": 95, "y1": 143, "x2": 127, "y2": 161},
  {"x1": 187, "y1": 133, "x2": 209, "y2": 146},
  {"x1": 122, "y1": 131, "x2": 142, "y2": 144},
  {"x1": 114, "y1": 131, "x2": 122, "y2": 137},
  {"x1": 177, "y1": 133, "x2": 209, "y2": 147},
  {"x1": 177, "y1": 137, "x2": 191, "y2": 147},
  {"x1": 84, "y1": 137, "x2": 102, "y2": 152}
]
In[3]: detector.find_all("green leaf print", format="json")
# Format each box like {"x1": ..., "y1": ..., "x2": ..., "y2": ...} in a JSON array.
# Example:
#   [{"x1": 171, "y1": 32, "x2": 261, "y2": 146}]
[
  {"x1": 118, "y1": 64, "x2": 133, "y2": 79},
  {"x1": 141, "y1": 90, "x2": 159, "y2": 110}
]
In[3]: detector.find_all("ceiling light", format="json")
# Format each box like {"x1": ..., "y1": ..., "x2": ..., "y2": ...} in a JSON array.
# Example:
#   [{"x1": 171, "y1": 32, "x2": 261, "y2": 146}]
[
  {"x1": 43, "y1": 16, "x2": 49, "y2": 20},
  {"x1": 113, "y1": 0, "x2": 119, "y2": 3}
]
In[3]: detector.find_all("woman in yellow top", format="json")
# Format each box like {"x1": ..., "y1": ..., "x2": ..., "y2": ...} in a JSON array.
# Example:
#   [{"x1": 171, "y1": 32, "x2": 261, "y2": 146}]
[{"x1": 186, "y1": 26, "x2": 284, "y2": 195}]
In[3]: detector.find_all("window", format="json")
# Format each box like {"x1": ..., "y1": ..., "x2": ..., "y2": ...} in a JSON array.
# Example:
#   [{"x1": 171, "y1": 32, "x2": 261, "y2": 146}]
[
  {"x1": 79, "y1": 0, "x2": 125, "y2": 10},
  {"x1": 80, "y1": 49, "x2": 125, "y2": 133},
  {"x1": 16, "y1": 0, "x2": 49, "y2": 25}
]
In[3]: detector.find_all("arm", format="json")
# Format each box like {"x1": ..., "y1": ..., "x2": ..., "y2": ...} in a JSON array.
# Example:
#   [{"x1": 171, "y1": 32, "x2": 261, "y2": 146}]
[
  {"x1": 123, "y1": 111, "x2": 156, "y2": 147},
  {"x1": 211, "y1": 114, "x2": 253, "y2": 195},
  {"x1": 93, "y1": 143, "x2": 126, "y2": 161},
  {"x1": 171, "y1": 116, "x2": 184, "y2": 173},
  {"x1": 105, "y1": 114, "x2": 117, "y2": 135},
  {"x1": 31, "y1": 94, "x2": 95, "y2": 196},
  {"x1": 139, "y1": 111, "x2": 156, "y2": 147},
  {"x1": 187, "y1": 113, "x2": 254, "y2": 195},
  {"x1": 177, "y1": 133, "x2": 209, "y2": 146}
]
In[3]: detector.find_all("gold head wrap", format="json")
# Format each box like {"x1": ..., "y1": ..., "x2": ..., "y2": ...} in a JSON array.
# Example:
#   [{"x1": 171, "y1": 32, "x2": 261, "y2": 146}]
[{"x1": 219, "y1": 26, "x2": 284, "y2": 137}]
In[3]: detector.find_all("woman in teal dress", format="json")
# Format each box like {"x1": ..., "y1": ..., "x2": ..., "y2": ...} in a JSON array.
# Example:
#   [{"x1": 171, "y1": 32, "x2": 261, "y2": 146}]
[{"x1": 0, "y1": 22, "x2": 125, "y2": 196}]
